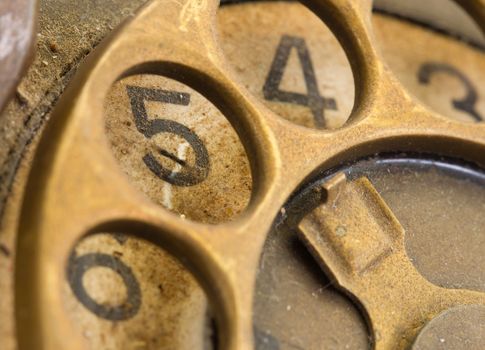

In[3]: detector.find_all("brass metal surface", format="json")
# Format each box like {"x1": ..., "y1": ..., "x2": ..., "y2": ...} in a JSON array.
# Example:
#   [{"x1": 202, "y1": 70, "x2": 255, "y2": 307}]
[
  {"x1": 298, "y1": 173, "x2": 485, "y2": 349},
  {"x1": 412, "y1": 305, "x2": 485, "y2": 349},
  {"x1": 12, "y1": 0, "x2": 485, "y2": 349}
]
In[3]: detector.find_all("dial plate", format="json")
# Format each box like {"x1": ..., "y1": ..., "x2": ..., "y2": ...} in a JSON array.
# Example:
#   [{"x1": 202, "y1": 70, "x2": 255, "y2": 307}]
[
  {"x1": 254, "y1": 155, "x2": 485, "y2": 349},
  {"x1": 0, "y1": 1, "x2": 484, "y2": 349}
]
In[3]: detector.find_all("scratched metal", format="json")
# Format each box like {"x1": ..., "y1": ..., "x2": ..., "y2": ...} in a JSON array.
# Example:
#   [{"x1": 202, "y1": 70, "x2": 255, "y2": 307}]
[{"x1": 2, "y1": 0, "x2": 484, "y2": 344}]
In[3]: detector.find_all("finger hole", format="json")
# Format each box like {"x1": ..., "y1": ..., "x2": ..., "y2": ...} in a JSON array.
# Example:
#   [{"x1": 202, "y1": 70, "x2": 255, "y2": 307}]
[{"x1": 373, "y1": 0, "x2": 485, "y2": 123}]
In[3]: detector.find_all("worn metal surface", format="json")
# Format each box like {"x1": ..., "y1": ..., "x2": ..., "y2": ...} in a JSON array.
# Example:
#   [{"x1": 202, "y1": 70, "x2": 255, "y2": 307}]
[
  {"x1": 253, "y1": 155, "x2": 485, "y2": 349},
  {"x1": 412, "y1": 305, "x2": 485, "y2": 349},
  {"x1": 6, "y1": 0, "x2": 485, "y2": 349},
  {"x1": 0, "y1": 1, "x2": 153, "y2": 349},
  {"x1": 0, "y1": 0, "x2": 148, "y2": 226},
  {"x1": 0, "y1": 0, "x2": 37, "y2": 114},
  {"x1": 299, "y1": 173, "x2": 485, "y2": 349}
]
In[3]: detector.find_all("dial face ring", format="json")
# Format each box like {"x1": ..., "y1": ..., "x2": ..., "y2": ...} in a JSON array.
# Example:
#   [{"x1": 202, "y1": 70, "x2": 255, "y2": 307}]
[{"x1": 12, "y1": 0, "x2": 485, "y2": 349}]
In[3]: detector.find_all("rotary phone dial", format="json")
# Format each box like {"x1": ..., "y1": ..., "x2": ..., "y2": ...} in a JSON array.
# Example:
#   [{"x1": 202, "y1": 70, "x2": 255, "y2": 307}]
[{"x1": 1, "y1": 0, "x2": 485, "y2": 349}]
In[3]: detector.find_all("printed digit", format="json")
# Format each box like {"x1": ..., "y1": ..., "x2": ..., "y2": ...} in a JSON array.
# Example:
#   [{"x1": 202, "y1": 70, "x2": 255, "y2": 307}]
[
  {"x1": 263, "y1": 35, "x2": 337, "y2": 128},
  {"x1": 418, "y1": 62, "x2": 483, "y2": 122},
  {"x1": 126, "y1": 86, "x2": 210, "y2": 186},
  {"x1": 67, "y1": 252, "x2": 142, "y2": 321}
]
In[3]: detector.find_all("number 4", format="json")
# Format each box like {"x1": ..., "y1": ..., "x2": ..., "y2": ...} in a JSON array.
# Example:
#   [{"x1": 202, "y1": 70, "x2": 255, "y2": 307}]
[{"x1": 263, "y1": 35, "x2": 337, "y2": 128}]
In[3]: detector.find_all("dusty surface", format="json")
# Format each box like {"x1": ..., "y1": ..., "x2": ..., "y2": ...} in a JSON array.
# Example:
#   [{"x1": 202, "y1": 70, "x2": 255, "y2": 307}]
[
  {"x1": 0, "y1": 0, "x2": 148, "y2": 348},
  {"x1": 218, "y1": 2, "x2": 354, "y2": 129},
  {"x1": 373, "y1": 14, "x2": 485, "y2": 123},
  {"x1": 105, "y1": 75, "x2": 252, "y2": 223},
  {"x1": 370, "y1": 163, "x2": 485, "y2": 293},
  {"x1": 63, "y1": 234, "x2": 210, "y2": 349},
  {"x1": 254, "y1": 217, "x2": 371, "y2": 349},
  {"x1": 254, "y1": 157, "x2": 485, "y2": 349},
  {"x1": 0, "y1": 1, "x2": 484, "y2": 349},
  {"x1": 0, "y1": 0, "x2": 148, "y2": 221},
  {"x1": 412, "y1": 305, "x2": 485, "y2": 349}
]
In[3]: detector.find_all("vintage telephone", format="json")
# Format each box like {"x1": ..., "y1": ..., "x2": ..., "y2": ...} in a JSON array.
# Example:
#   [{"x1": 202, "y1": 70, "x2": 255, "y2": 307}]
[{"x1": 1, "y1": 0, "x2": 484, "y2": 349}]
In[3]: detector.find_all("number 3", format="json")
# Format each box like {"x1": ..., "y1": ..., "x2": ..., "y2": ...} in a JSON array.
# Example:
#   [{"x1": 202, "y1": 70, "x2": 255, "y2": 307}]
[{"x1": 418, "y1": 62, "x2": 483, "y2": 122}]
